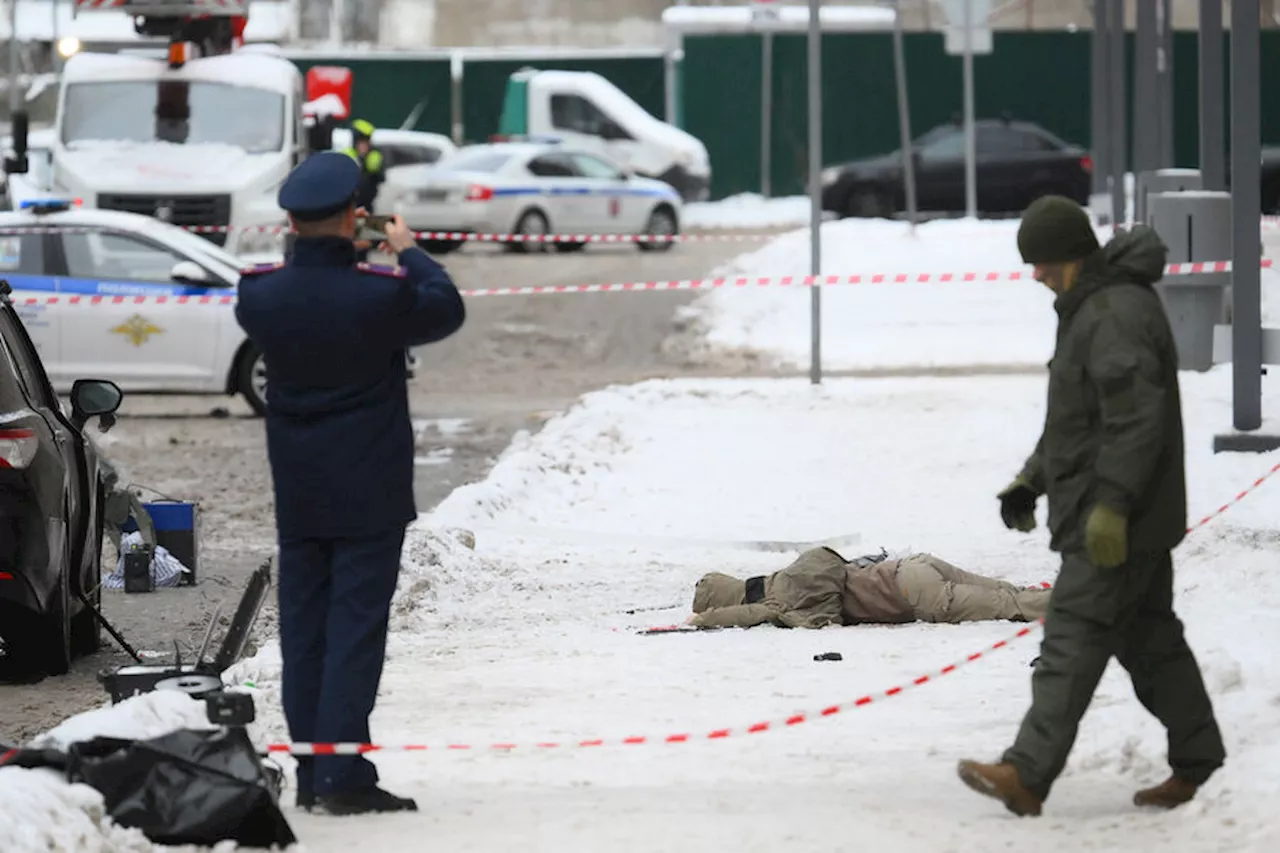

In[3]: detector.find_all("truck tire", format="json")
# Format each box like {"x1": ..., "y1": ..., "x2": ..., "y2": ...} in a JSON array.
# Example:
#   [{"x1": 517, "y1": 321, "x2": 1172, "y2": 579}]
[
  {"x1": 236, "y1": 343, "x2": 269, "y2": 417},
  {"x1": 637, "y1": 205, "x2": 678, "y2": 253},
  {"x1": 845, "y1": 188, "x2": 892, "y2": 219},
  {"x1": 510, "y1": 210, "x2": 550, "y2": 254}
]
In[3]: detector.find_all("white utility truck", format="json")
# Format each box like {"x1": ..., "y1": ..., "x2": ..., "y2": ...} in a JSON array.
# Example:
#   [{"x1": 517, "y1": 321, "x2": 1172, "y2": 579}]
[
  {"x1": 496, "y1": 69, "x2": 711, "y2": 203},
  {"x1": 48, "y1": 0, "x2": 305, "y2": 259}
]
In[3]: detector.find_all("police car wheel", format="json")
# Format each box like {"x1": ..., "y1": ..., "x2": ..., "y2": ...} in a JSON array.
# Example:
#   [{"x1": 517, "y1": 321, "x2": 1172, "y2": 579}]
[
  {"x1": 237, "y1": 345, "x2": 269, "y2": 417},
  {"x1": 637, "y1": 206, "x2": 677, "y2": 253},
  {"x1": 511, "y1": 210, "x2": 550, "y2": 254}
]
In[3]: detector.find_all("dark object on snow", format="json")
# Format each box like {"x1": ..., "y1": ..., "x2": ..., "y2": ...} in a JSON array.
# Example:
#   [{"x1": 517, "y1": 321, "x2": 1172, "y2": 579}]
[
  {"x1": 813, "y1": 652, "x2": 844, "y2": 662},
  {"x1": 65, "y1": 727, "x2": 295, "y2": 849},
  {"x1": 123, "y1": 542, "x2": 156, "y2": 594},
  {"x1": 206, "y1": 691, "x2": 256, "y2": 727}
]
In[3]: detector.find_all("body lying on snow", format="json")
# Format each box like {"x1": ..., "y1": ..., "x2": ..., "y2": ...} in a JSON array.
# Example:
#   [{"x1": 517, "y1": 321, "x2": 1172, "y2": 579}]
[{"x1": 688, "y1": 547, "x2": 1050, "y2": 629}]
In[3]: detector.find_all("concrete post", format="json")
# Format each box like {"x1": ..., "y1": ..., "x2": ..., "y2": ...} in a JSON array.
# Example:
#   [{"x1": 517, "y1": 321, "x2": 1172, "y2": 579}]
[
  {"x1": 1149, "y1": 191, "x2": 1231, "y2": 372},
  {"x1": 1135, "y1": 168, "x2": 1201, "y2": 225}
]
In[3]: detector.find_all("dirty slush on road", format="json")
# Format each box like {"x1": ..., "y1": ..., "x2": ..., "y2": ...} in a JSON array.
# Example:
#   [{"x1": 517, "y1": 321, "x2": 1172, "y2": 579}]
[{"x1": 0, "y1": 239, "x2": 767, "y2": 741}]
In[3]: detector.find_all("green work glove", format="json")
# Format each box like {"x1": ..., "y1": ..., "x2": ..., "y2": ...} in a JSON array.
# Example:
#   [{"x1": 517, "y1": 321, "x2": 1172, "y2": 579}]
[
  {"x1": 1085, "y1": 504, "x2": 1128, "y2": 568},
  {"x1": 997, "y1": 476, "x2": 1039, "y2": 532}
]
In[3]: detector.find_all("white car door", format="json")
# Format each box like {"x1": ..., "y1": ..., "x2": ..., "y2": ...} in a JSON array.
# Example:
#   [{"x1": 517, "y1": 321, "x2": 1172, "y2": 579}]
[
  {"x1": 567, "y1": 152, "x2": 638, "y2": 232},
  {"x1": 55, "y1": 229, "x2": 224, "y2": 390},
  {"x1": 524, "y1": 152, "x2": 589, "y2": 232},
  {"x1": 1, "y1": 231, "x2": 62, "y2": 377}
]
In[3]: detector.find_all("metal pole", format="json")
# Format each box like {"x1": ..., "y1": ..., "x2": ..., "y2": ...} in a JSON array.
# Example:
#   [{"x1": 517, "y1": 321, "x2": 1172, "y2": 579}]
[
  {"x1": 1158, "y1": 0, "x2": 1174, "y2": 167},
  {"x1": 1107, "y1": 0, "x2": 1125, "y2": 226},
  {"x1": 808, "y1": 0, "x2": 822, "y2": 385},
  {"x1": 8, "y1": 0, "x2": 17, "y2": 116},
  {"x1": 1230, "y1": 0, "x2": 1262, "y2": 431},
  {"x1": 1134, "y1": 0, "x2": 1158, "y2": 177},
  {"x1": 52, "y1": 0, "x2": 60, "y2": 73},
  {"x1": 892, "y1": 0, "x2": 917, "y2": 226},
  {"x1": 450, "y1": 51, "x2": 463, "y2": 146},
  {"x1": 1090, "y1": 0, "x2": 1109, "y2": 197},
  {"x1": 331, "y1": 0, "x2": 345, "y2": 45},
  {"x1": 962, "y1": 0, "x2": 977, "y2": 219},
  {"x1": 762, "y1": 31, "x2": 773, "y2": 197},
  {"x1": 1199, "y1": 0, "x2": 1225, "y2": 190},
  {"x1": 663, "y1": 45, "x2": 677, "y2": 125}
]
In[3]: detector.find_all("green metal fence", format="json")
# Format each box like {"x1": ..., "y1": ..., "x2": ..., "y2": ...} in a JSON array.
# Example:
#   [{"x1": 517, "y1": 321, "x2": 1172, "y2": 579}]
[
  {"x1": 683, "y1": 30, "x2": 1280, "y2": 200},
  {"x1": 286, "y1": 55, "x2": 454, "y2": 134},
  {"x1": 287, "y1": 32, "x2": 1280, "y2": 201}
]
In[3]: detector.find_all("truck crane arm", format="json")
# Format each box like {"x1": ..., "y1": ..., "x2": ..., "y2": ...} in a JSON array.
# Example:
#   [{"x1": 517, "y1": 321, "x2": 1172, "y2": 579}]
[{"x1": 73, "y1": 0, "x2": 251, "y2": 59}]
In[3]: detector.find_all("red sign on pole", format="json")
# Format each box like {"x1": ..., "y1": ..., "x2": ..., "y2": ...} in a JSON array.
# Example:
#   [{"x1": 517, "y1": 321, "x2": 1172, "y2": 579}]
[{"x1": 304, "y1": 66, "x2": 353, "y2": 120}]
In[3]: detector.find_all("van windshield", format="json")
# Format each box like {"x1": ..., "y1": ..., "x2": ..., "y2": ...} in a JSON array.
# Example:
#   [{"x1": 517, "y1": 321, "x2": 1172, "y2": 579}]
[{"x1": 61, "y1": 81, "x2": 285, "y2": 153}]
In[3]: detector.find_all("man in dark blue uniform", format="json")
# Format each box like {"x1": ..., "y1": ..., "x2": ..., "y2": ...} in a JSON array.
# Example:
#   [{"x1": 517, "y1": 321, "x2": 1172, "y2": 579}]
[{"x1": 235, "y1": 152, "x2": 465, "y2": 816}]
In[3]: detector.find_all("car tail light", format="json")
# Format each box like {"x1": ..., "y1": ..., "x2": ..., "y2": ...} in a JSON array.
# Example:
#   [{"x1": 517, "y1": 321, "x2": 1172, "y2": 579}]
[
  {"x1": 0, "y1": 427, "x2": 37, "y2": 468},
  {"x1": 1080, "y1": 155, "x2": 1094, "y2": 174},
  {"x1": 465, "y1": 184, "x2": 494, "y2": 202}
]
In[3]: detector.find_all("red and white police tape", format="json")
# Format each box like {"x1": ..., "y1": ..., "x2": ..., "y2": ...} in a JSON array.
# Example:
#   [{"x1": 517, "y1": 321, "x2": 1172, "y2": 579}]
[
  {"x1": 11, "y1": 259, "x2": 1273, "y2": 308},
  {"x1": 262, "y1": 459, "x2": 1280, "y2": 756}
]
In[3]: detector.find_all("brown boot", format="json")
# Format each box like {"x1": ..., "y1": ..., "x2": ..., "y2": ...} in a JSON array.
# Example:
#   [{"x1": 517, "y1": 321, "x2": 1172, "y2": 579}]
[
  {"x1": 957, "y1": 760, "x2": 1043, "y2": 817},
  {"x1": 1133, "y1": 775, "x2": 1198, "y2": 809}
]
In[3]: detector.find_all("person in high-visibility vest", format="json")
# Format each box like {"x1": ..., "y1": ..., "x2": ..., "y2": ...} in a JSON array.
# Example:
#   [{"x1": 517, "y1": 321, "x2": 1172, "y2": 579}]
[{"x1": 342, "y1": 119, "x2": 386, "y2": 213}]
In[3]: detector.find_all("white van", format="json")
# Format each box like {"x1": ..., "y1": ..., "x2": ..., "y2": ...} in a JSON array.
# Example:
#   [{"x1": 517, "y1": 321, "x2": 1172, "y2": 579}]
[{"x1": 497, "y1": 69, "x2": 711, "y2": 202}]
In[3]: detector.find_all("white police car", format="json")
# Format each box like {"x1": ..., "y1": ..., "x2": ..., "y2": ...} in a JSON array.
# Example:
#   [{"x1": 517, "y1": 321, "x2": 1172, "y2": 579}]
[
  {"x1": 387, "y1": 140, "x2": 682, "y2": 254},
  {"x1": 0, "y1": 199, "x2": 278, "y2": 415}
]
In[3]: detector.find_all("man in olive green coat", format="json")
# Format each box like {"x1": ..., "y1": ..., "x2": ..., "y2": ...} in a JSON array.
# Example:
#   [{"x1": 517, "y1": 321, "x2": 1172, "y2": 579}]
[
  {"x1": 957, "y1": 197, "x2": 1225, "y2": 818},
  {"x1": 688, "y1": 548, "x2": 1050, "y2": 629}
]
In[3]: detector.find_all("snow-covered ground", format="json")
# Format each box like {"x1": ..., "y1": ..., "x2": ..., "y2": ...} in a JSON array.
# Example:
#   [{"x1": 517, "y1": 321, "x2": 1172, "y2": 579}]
[
  {"x1": 683, "y1": 193, "x2": 821, "y2": 230},
  {"x1": 683, "y1": 216, "x2": 1280, "y2": 371},
  {"x1": 6, "y1": 213, "x2": 1280, "y2": 852}
]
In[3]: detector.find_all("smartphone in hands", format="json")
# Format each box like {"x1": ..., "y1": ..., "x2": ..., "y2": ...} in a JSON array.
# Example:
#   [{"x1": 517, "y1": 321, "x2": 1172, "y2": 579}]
[{"x1": 355, "y1": 214, "x2": 393, "y2": 243}]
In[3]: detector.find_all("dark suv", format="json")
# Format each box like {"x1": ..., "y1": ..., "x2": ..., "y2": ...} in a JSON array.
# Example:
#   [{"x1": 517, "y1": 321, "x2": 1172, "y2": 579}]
[{"x1": 0, "y1": 280, "x2": 123, "y2": 679}]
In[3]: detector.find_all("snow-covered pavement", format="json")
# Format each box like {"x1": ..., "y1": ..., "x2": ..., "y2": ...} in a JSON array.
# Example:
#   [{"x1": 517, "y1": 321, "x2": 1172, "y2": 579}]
[{"x1": 5, "y1": 210, "x2": 1280, "y2": 852}]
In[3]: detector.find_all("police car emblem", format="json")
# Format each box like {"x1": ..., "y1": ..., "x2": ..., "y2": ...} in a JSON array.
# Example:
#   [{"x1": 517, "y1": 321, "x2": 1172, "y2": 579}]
[{"x1": 111, "y1": 314, "x2": 164, "y2": 347}]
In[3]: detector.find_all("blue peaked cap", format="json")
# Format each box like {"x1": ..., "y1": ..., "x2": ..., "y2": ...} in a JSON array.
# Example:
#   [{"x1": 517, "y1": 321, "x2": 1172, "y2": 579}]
[{"x1": 278, "y1": 151, "x2": 361, "y2": 221}]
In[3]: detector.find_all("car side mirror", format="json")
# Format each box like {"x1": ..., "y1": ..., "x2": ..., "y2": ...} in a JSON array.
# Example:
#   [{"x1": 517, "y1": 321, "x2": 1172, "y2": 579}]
[
  {"x1": 70, "y1": 378, "x2": 123, "y2": 433},
  {"x1": 171, "y1": 260, "x2": 210, "y2": 284}
]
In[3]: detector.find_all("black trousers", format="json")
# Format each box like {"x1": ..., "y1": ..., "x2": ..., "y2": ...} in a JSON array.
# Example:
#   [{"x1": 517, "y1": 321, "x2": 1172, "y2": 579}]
[{"x1": 278, "y1": 526, "x2": 405, "y2": 796}]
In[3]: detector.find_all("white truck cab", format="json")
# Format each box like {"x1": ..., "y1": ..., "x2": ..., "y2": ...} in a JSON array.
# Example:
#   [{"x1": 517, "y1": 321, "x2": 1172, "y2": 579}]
[
  {"x1": 497, "y1": 69, "x2": 711, "y2": 203},
  {"x1": 47, "y1": 0, "x2": 304, "y2": 259}
]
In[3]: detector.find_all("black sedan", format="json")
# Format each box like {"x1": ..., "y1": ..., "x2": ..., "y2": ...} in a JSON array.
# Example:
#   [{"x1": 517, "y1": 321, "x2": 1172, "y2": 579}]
[
  {"x1": 1263, "y1": 146, "x2": 1280, "y2": 213},
  {"x1": 821, "y1": 119, "x2": 1093, "y2": 219},
  {"x1": 0, "y1": 280, "x2": 123, "y2": 680}
]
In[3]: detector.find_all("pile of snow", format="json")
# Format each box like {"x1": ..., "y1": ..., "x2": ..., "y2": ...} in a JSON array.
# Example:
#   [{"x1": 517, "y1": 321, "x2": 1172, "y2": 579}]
[
  {"x1": 15, "y1": 369, "x2": 1280, "y2": 849},
  {"x1": 226, "y1": 367, "x2": 1278, "y2": 850},
  {"x1": 0, "y1": 692, "x2": 226, "y2": 853},
  {"x1": 681, "y1": 216, "x2": 1280, "y2": 371},
  {"x1": 683, "y1": 193, "x2": 821, "y2": 230}
]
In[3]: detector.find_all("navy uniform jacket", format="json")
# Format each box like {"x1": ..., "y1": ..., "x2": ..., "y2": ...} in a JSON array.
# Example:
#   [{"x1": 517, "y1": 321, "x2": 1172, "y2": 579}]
[{"x1": 234, "y1": 237, "x2": 465, "y2": 540}]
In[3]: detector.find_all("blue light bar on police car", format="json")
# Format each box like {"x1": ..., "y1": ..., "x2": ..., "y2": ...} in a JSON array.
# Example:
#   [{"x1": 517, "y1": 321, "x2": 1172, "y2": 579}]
[{"x1": 19, "y1": 198, "x2": 80, "y2": 212}]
